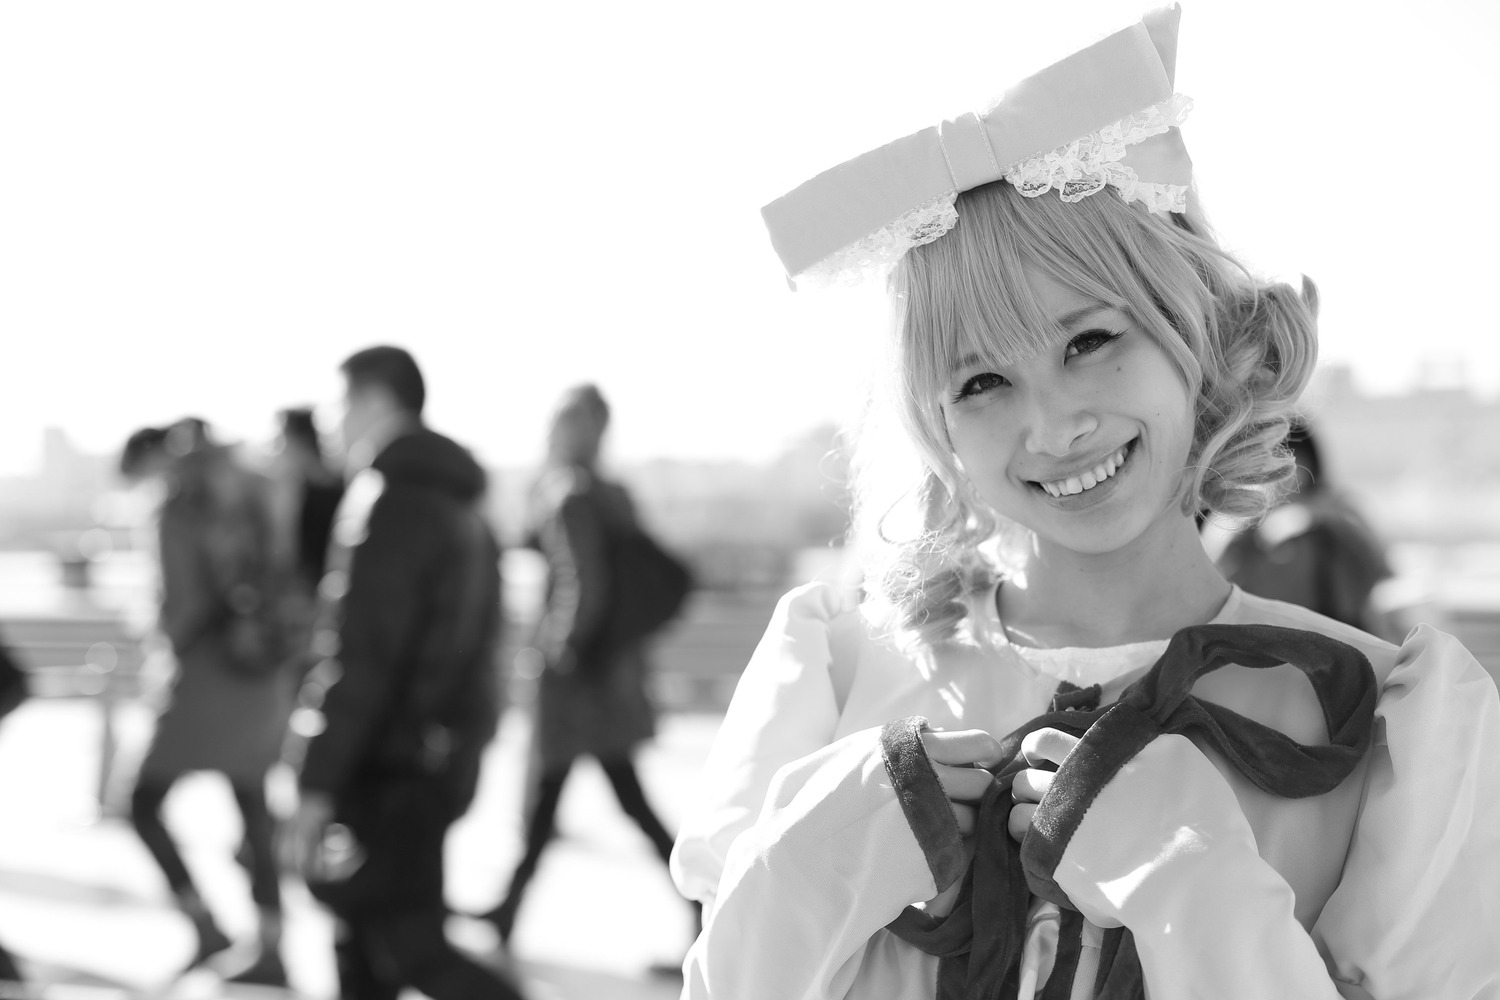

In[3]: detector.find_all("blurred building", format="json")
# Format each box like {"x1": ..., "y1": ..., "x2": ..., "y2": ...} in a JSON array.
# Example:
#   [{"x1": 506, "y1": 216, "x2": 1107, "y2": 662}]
[
  {"x1": 0, "y1": 428, "x2": 118, "y2": 550},
  {"x1": 1309, "y1": 365, "x2": 1500, "y2": 543}
]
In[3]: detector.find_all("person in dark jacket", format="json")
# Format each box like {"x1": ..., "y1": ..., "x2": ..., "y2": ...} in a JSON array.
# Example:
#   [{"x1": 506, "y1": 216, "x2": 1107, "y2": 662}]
[
  {"x1": 284, "y1": 346, "x2": 524, "y2": 1000},
  {"x1": 121, "y1": 419, "x2": 296, "y2": 985},
  {"x1": 271, "y1": 407, "x2": 346, "y2": 595},
  {"x1": 476, "y1": 385, "x2": 690, "y2": 951}
]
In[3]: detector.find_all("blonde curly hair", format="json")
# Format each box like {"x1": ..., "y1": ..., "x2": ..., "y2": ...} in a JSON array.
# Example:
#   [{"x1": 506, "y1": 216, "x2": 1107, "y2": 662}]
[{"x1": 850, "y1": 180, "x2": 1318, "y2": 649}]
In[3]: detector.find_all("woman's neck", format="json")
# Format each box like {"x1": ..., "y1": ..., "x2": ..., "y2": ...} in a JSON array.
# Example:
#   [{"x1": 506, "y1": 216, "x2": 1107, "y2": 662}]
[{"x1": 998, "y1": 510, "x2": 1231, "y2": 649}]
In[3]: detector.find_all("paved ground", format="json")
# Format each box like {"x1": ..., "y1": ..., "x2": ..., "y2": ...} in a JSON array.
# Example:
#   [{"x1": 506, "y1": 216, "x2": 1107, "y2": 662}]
[{"x1": 0, "y1": 699, "x2": 721, "y2": 1000}]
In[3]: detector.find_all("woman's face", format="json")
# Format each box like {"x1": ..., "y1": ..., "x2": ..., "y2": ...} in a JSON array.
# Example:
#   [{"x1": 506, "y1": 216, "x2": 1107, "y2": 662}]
[{"x1": 941, "y1": 270, "x2": 1196, "y2": 558}]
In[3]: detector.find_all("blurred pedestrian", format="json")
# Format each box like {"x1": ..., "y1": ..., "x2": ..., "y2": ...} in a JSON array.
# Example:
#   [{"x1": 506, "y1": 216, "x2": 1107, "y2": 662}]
[
  {"x1": 476, "y1": 384, "x2": 693, "y2": 951},
  {"x1": 283, "y1": 346, "x2": 524, "y2": 1000},
  {"x1": 119, "y1": 418, "x2": 295, "y2": 986},
  {"x1": 266, "y1": 407, "x2": 346, "y2": 688},
  {"x1": 269, "y1": 407, "x2": 345, "y2": 597},
  {"x1": 0, "y1": 635, "x2": 29, "y2": 985},
  {"x1": 1215, "y1": 421, "x2": 1394, "y2": 635}
]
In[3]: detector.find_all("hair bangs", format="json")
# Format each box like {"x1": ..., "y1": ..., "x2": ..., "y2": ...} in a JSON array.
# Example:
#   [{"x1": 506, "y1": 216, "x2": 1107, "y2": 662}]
[{"x1": 896, "y1": 198, "x2": 1062, "y2": 413}]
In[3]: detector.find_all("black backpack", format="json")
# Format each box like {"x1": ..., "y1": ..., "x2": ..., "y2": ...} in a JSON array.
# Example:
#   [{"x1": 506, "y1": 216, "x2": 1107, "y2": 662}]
[{"x1": 599, "y1": 526, "x2": 692, "y2": 650}]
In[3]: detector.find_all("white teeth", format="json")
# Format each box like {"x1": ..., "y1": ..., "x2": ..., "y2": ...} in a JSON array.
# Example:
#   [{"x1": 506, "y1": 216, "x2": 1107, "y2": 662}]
[{"x1": 1040, "y1": 443, "x2": 1131, "y2": 498}]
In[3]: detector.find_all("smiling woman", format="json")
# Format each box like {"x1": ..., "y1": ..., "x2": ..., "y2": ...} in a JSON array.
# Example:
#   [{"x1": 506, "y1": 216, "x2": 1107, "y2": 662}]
[
  {"x1": 670, "y1": 7, "x2": 1500, "y2": 1000},
  {"x1": 880, "y1": 176, "x2": 1316, "y2": 645}
]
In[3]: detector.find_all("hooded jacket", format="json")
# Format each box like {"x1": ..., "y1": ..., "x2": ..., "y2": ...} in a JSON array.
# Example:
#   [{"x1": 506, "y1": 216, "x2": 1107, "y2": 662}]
[{"x1": 300, "y1": 427, "x2": 502, "y2": 803}]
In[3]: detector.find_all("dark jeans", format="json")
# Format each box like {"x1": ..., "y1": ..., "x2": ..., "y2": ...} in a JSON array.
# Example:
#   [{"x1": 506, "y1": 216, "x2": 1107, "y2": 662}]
[
  {"x1": 130, "y1": 772, "x2": 281, "y2": 909},
  {"x1": 499, "y1": 755, "x2": 675, "y2": 919},
  {"x1": 0, "y1": 938, "x2": 20, "y2": 982},
  {"x1": 329, "y1": 777, "x2": 524, "y2": 1000}
]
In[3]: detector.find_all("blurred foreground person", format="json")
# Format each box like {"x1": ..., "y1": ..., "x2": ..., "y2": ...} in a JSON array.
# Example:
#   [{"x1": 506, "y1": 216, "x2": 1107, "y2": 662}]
[
  {"x1": 0, "y1": 636, "x2": 29, "y2": 984},
  {"x1": 1216, "y1": 421, "x2": 1394, "y2": 636},
  {"x1": 119, "y1": 419, "x2": 295, "y2": 985},
  {"x1": 284, "y1": 347, "x2": 524, "y2": 1000},
  {"x1": 476, "y1": 385, "x2": 693, "y2": 952}
]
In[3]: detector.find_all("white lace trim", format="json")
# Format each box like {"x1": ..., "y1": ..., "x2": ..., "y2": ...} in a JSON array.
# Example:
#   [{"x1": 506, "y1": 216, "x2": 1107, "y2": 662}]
[
  {"x1": 793, "y1": 94, "x2": 1192, "y2": 286},
  {"x1": 797, "y1": 193, "x2": 959, "y2": 288},
  {"x1": 1003, "y1": 93, "x2": 1192, "y2": 213}
]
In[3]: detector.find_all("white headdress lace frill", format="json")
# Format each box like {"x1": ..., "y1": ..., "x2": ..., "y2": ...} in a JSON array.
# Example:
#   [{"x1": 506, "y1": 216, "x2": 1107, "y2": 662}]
[{"x1": 797, "y1": 94, "x2": 1193, "y2": 289}]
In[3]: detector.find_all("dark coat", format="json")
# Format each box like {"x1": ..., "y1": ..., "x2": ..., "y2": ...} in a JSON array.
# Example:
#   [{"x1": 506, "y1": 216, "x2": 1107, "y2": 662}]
[
  {"x1": 300, "y1": 428, "x2": 502, "y2": 810},
  {"x1": 530, "y1": 467, "x2": 655, "y2": 770},
  {"x1": 140, "y1": 451, "x2": 296, "y2": 783}
]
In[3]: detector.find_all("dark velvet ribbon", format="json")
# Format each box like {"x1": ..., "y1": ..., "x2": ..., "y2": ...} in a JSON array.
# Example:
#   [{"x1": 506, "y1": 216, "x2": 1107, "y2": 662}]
[{"x1": 885, "y1": 623, "x2": 1377, "y2": 1000}]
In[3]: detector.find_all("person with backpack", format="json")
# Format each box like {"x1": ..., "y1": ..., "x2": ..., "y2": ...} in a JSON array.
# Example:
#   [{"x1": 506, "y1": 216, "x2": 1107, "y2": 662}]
[{"x1": 475, "y1": 383, "x2": 694, "y2": 950}]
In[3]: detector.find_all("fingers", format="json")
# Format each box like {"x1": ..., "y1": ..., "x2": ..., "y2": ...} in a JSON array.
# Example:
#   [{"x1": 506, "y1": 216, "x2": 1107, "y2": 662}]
[
  {"x1": 931, "y1": 760, "x2": 995, "y2": 803},
  {"x1": 1008, "y1": 802, "x2": 1036, "y2": 842},
  {"x1": 1010, "y1": 766, "x2": 1054, "y2": 804},
  {"x1": 1020, "y1": 727, "x2": 1080, "y2": 769},
  {"x1": 922, "y1": 728, "x2": 1005, "y2": 770}
]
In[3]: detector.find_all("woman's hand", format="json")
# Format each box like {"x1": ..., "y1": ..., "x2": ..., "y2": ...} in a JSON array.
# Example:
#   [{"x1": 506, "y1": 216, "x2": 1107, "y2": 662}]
[
  {"x1": 1008, "y1": 727, "x2": 1081, "y2": 841},
  {"x1": 920, "y1": 728, "x2": 1003, "y2": 835}
]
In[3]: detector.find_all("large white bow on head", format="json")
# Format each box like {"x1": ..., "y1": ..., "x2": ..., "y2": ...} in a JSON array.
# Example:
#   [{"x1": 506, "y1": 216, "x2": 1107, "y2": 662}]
[{"x1": 762, "y1": 5, "x2": 1193, "y2": 288}]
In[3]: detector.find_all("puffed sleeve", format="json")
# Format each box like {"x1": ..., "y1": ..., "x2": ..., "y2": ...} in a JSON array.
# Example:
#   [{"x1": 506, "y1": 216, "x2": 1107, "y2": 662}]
[
  {"x1": 1046, "y1": 625, "x2": 1500, "y2": 1000},
  {"x1": 1312, "y1": 625, "x2": 1500, "y2": 999},
  {"x1": 671, "y1": 582, "x2": 949, "y2": 1000},
  {"x1": 671, "y1": 582, "x2": 848, "y2": 902}
]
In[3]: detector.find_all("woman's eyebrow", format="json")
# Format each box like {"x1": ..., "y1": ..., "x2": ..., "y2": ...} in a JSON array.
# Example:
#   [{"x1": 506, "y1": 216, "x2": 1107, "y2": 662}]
[
  {"x1": 1056, "y1": 303, "x2": 1118, "y2": 328},
  {"x1": 950, "y1": 352, "x2": 985, "y2": 374},
  {"x1": 948, "y1": 303, "x2": 1120, "y2": 373}
]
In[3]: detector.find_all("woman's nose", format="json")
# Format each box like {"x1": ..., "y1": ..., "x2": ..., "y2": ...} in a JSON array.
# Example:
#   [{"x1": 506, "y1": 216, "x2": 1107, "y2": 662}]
[{"x1": 1021, "y1": 386, "x2": 1098, "y2": 457}]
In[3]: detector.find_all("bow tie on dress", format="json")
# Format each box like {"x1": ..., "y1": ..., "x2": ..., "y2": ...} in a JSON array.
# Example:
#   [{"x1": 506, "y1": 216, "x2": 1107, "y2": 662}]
[{"x1": 883, "y1": 623, "x2": 1377, "y2": 999}]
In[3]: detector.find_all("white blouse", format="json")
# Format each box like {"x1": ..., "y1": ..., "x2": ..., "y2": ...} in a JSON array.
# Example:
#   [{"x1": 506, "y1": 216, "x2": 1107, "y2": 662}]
[{"x1": 671, "y1": 582, "x2": 1500, "y2": 1000}]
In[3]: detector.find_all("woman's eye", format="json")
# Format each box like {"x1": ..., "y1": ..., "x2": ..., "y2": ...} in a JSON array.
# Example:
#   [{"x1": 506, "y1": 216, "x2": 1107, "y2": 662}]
[
  {"x1": 1065, "y1": 329, "x2": 1125, "y2": 359},
  {"x1": 952, "y1": 371, "x2": 1007, "y2": 402}
]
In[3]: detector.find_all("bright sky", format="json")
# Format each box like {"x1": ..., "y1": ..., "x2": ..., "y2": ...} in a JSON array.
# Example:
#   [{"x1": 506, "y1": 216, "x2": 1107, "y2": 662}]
[{"x1": 3, "y1": 0, "x2": 1497, "y2": 476}]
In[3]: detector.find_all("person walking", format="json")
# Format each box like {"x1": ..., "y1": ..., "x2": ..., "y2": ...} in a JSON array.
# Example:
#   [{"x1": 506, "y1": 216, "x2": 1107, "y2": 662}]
[
  {"x1": 476, "y1": 384, "x2": 692, "y2": 952},
  {"x1": 283, "y1": 346, "x2": 524, "y2": 1000},
  {"x1": 268, "y1": 407, "x2": 346, "y2": 599},
  {"x1": 120, "y1": 418, "x2": 295, "y2": 985},
  {"x1": 266, "y1": 406, "x2": 347, "y2": 697}
]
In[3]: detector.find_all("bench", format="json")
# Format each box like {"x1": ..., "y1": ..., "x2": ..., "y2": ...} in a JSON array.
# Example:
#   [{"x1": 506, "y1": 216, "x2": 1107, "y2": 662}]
[{"x1": 2, "y1": 614, "x2": 148, "y2": 808}]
